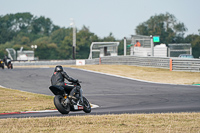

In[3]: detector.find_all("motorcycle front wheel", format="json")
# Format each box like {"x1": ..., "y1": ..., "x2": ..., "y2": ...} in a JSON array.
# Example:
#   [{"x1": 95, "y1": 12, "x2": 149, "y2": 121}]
[
  {"x1": 54, "y1": 95, "x2": 70, "y2": 114},
  {"x1": 83, "y1": 96, "x2": 91, "y2": 113}
]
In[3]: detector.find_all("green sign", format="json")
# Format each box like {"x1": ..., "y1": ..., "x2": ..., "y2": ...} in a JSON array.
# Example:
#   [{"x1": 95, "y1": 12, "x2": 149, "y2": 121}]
[
  {"x1": 127, "y1": 44, "x2": 133, "y2": 48},
  {"x1": 153, "y1": 36, "x2": 160, "y2": 42}
]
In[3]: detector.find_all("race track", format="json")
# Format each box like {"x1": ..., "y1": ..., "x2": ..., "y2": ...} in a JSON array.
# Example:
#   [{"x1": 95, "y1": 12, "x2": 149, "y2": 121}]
[{"x1": 0, "y1": 67, "x2": 200, "y2": 118}]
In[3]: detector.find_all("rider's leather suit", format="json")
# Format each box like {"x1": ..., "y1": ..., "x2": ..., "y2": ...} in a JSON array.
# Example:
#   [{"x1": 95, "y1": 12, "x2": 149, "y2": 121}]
[{"x1": 51, "y1": 71, "x2": 83, "y2": 103}]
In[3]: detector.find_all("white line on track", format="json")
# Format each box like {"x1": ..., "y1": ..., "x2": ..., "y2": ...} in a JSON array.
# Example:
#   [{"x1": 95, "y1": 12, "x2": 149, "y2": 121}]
[{"x1": 26, "y1": 104, "x2": 99, "y2": 113}]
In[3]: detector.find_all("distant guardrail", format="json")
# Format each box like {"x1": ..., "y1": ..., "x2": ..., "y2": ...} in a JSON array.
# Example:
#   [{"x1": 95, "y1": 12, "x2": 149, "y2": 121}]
[
  {"x1": 13, "y1": 59, "x2": 99, "y2": 66},
  {"x1": 170, "y1": 58, "x2": 200, "y2": 72},
  {"x1": 100, "y1": 56, "x2": 200, "y2": 72},
  {"x1": 100, "y1": 56, "x2": 170, "y2": 69},
  {"x1": 13, "y1": 56, "x2": 200, "y2": 72}
]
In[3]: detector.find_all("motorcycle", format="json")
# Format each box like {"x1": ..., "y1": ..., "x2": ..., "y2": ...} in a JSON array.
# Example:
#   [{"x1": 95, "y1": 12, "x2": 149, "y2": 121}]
[
  {"x1": 6, "y1": 58, "x2": 13, "y2": 69},
  {"x1": 49, "y1": 81, "x2": 91, "y2": 114},
  {"x1": 0, "y1": 60, "x2": 4, "y2": 69}
]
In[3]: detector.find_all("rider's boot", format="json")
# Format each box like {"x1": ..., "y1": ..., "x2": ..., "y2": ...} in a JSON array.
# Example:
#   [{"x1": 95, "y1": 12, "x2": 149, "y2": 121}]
[{"x1": 78, "y1": 88, "x2": 84, "y2": 106}]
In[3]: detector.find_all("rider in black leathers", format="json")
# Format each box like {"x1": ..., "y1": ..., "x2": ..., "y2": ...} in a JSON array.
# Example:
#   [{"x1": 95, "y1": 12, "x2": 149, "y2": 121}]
[
  {"x1": 51, "y1": 65, "x2": 83, "y2": 104},
  {"x1": 3, "y1": 55, "x2": 8, "y2": 66},
  {"x1": 3, "y1": 55, "x2": 11, "y2": 68}
]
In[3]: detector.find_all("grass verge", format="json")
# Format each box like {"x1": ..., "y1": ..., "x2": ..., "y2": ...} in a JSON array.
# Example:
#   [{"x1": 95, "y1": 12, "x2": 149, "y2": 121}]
[
  {"x1": 0, "y1": 113, "x2": 200, "y2": 133},
  {"x1": 0, "y1": 87, "x2": 55, "y2": 113}
]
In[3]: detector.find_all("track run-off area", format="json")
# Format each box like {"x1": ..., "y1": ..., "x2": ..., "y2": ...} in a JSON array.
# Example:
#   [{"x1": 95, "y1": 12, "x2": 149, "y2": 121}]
[{"x1": 0, "y1": 67, "x2": 200, "y2": 118}]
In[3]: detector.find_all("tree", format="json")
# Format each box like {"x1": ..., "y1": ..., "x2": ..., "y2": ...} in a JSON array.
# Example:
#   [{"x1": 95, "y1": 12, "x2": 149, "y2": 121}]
[
  {"x1": 0, "y1": 12, "x2": 60, "y2": 44},
  {"x1": 50, "y1": 28, "x2": 71, "y2": 45},
  {"x1": 60, "y1": 35, "x2": 73, "y2": 59},
  {"x1": 135, "y1": 12, "x2": 187, "y2": 44},
  {"x1": 31, "y1": 16, "x2": 54, "y2": 36},
  {"x1": 33, "y1": 36, "x2": 59, "y2": 59},
  {"x1": 185, "y1": 34, "x2": 200, "y2": 58},
  {"x1": 103, "y1": 32, "x2": 115, "y2": 42},
  {"x1": 76, "y1": 26, "x2": 99, "y2": 59}
]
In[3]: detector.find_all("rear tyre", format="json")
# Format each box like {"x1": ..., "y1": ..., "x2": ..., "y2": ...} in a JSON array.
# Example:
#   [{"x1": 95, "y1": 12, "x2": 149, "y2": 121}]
[
  {"x1": 54, "y1": 95, "x2": 70, "y2": 114},
  {"x1": 83, "y1": 96, "x2": 91, "y2": 113}
]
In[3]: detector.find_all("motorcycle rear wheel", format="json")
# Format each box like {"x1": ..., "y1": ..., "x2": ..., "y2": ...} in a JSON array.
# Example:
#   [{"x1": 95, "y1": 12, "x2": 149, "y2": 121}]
[
  {"x1": 83, "y1": 96, "x2": 91, "y2": 113},
  {"x1": 54, "y1": 95, "x2": 70, "y2": 114}
]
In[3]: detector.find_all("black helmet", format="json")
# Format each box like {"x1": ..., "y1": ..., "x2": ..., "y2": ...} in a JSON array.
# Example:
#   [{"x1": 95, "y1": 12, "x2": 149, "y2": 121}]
[{"x1": 54, "y1": 65, "x2": 63, "y2": 72}]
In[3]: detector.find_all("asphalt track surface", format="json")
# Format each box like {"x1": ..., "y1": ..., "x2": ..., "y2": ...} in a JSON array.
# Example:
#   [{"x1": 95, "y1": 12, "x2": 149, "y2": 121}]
[{"x1": 0, "y1": 67, "x2": 200, "y2": 119}]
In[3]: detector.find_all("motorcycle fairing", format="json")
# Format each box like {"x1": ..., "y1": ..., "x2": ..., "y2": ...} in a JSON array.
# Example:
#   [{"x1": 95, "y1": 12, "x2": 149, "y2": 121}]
[
  {"x1": 49, "y1": 85, "x2": 65, "y2": 95},
  {"x1": 73, "y1": 105, "x2": 84, "y2": 110}
]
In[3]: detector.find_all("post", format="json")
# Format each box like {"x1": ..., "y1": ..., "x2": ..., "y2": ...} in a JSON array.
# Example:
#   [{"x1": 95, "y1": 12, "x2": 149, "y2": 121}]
[
  {"x1": 70, "y1": 18, "x2": 76, "y2": 60},
  {"x1": 99, "y1": 57, "x2": 101, "y2": 65},
  {"x1": 124, "y1": 37, "x2": 126, "y2": 56},
  {"x1": 73, "y1": 24, "x2": 76, "y2": 59},
  {"x1": 150, "y1": 35, "x2": 154, "y2": 56},
  {"x1": 31, "y1": 45, "x2": 37, "y2": 60},
  {"x1": 170, "y1": 58, "x2": 173, "y2": 71}
]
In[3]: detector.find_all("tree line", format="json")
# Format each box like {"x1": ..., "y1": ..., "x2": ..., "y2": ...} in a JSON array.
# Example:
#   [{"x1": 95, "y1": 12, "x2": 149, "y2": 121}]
[{"x1": 0, "y1": 12, "x2": 199, "y2": 59}]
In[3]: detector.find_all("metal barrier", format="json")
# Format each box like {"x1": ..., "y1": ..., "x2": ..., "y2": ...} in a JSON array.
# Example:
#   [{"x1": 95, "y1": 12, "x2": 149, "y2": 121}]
[
  {"x1": 171, "y1": 58, "x2": 200, "y2": 72},
  {"x1": 100, "y1": 56, "x2": 170, "y2": 69},
  {"x1": 13, "y1": 59, "x2": 99, "y2": 66},
  {"x1": 13, "y1": 60, "x2": 76, "y2": 66},
  {"x1": 100, "y1": 56, "x2": 200, "y2": 72},
  {"x1": 12, "y1": 56, "x2": 200, "y2": 72}
]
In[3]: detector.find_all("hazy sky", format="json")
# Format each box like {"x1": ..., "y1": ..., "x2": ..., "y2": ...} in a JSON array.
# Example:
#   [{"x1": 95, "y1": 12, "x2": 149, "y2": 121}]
[{"x1": 1, "y1": 0, "x2": 200, "y2": 39}]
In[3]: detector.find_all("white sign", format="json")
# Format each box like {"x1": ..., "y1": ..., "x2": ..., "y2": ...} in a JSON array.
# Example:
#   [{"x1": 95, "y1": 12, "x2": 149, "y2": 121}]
[{"x1": 76, "y1": 60, "x2": 85, "y2": 65}]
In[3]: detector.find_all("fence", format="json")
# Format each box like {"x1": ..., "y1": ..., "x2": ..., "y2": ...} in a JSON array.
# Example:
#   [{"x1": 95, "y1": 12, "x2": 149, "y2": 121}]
[
  {"x1": 13, "y1": 59, "x2": 99, "y2": 66},
  {"x1": 168, "y1": 43, "x2": 192, "y2": 57},
  {"x1": 13, "y1": 56, "x2": 200, "y2": 72},
  {"x1": 170, "y1": 58, "x2": 200, "y2": 72},
  {"x1": 100, "y1": 56, "x2": 170, "y2": 69},
  {"x1": 99, "y1": 56, "x2": 200, "y2": 72}
]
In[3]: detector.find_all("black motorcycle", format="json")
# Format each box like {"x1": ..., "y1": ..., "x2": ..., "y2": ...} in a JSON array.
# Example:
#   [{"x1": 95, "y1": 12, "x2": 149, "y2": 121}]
[
  {"x1": 0, "y1": 60, "x2": 4, "y2": 69},
  {"x1": 49, "y1": 81, "x2": 91, "y2": 114},
  {"x1": 6, "y1": 58, "x2": 13, "y2": 69}
]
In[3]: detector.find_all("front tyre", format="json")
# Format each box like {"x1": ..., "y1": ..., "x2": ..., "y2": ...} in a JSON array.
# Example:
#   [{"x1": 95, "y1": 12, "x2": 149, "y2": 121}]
[
  {"x1": 83, "y1": 96, "x2": 91, "y2": 113},
  {"x1": 54, "y1": 95, "x2": 70, "y2": 114}
]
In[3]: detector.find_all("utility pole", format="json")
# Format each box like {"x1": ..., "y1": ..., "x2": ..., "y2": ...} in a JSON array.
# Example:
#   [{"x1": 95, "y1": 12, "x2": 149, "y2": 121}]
[
  {"x1": 150, "y1": 35, "x2": 154, "y2": 56},
  {"x1": 70, "y1": 18, "x2": 76, "y2": 59},
  {"x1": 124, "y1": 37, "x2": 127, "y2": 56}
]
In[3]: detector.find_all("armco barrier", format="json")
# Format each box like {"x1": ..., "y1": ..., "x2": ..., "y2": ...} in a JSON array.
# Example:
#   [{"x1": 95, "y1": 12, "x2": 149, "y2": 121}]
[
  {"x1": 13, "y1": 59, "x2": 99, "y2": 66},
  {"x1": 13, "y1": 60, "x2": 76, "y2": 66},
  {"x1": 12, "y1": 56, "x2": 200, "y2": 72},
  {"x1": 170, "y1": 58, "x2": 200, "y2": 72},
  {"x1": 100, "y1": 56, "x2": 170, "y2": 69},
  {"x1": 100, "y1": 56, "x2": 200, "y2": 72}
]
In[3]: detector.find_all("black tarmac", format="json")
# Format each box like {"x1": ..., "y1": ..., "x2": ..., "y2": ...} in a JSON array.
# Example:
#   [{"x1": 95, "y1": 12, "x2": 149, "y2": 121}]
[{"x1": 0, "y1": 67, "x2": 200, "y2": 118}]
